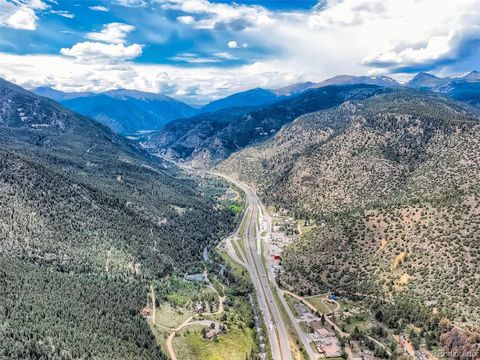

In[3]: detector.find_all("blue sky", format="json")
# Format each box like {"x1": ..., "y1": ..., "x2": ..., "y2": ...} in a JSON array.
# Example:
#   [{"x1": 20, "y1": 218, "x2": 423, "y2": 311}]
[
  {"x1": 0, "y1": 0, "x2": 306, "y2": 66},
  {"x1": 0, "y1": 0, "x2": 479, "y2": 103}
]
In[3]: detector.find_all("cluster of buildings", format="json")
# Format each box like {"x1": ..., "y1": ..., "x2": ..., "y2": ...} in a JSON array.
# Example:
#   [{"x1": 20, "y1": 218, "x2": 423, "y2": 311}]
[
  {"x1": 269, "y1": 215, "x2": 299, "y2": 274},
  {"x1": 265, "y1": 211, "x2": 346, "y2": 358},
  {"x1": 293, "y1": 303, "x2": 342, "y2": 358}
]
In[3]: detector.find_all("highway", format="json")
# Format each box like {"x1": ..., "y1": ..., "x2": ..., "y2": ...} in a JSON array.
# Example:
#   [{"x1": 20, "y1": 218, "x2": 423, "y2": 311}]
[
  {"x1": 249, "y1": 181, "x2": 318, "y2": 360},
  {"x1": 219, "y1": 173, "x2": 292, "y2": 360},
  {"x1": 164, "y1": 160, "x2": 330, "y2": 359}
]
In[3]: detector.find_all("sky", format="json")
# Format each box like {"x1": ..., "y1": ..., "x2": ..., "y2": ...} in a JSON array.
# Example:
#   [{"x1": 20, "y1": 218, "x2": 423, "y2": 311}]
[{"x1": 0, "y1": 0, "x2": 479, "y2": 104}]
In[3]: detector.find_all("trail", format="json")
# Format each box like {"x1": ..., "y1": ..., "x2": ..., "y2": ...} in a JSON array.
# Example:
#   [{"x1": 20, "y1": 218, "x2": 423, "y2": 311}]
[
  {"x1": 166, "y1": 315, "x2": 194, "y2": 360},
  {"x1": 166, "y1": 267, "x2": 226, "y2": 359}
]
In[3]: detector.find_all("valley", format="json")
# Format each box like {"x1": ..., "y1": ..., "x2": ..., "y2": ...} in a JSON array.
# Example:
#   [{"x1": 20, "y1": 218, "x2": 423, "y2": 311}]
[
  {"x1": 2, "y1": 73, "x2": 480, "y2": 360},
  {"x1": 3, "y1": 2, "x2": 480, "y2": 359}
]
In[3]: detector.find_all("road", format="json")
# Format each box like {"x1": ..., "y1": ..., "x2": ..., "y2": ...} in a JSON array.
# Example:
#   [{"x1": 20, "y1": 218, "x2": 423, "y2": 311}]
[
  {"x1": 218, "y1": 173, "x2": 293, "y2": 360},
  {"x1": 167, "y1": 317, "x2": 220, "y2": 360},
  {"x1": 166, "y1": 315, "x2": 194, "y2": 360},
  {"x1": 253, "y1": 190, "x2": 318, "y2": 360}
]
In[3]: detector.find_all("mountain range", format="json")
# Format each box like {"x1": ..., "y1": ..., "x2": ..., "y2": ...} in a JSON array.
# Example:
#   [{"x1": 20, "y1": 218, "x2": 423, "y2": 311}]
[
  {"x1": 3, "y1": 69, "x2": 480, "y2": 357},
  {"x1": 32, "y1": 71, "x2": 480, "y2": 140},
  {"x1": 140, "y1": 71, "x2": 480, "y2": 167},
  {"x1": 32, "y1": 87, "x2": 197, "y2": 134},
  {"x1": 142, "y1": 84, "x2": 386, "y2": 167},
  {"x1": 406, "y1": 71, "x2": 480, "y2": 106}
]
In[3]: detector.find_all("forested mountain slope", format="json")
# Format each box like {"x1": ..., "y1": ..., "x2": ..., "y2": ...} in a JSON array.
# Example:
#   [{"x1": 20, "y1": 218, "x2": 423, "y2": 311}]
[
  {"x1": 34, "y1": 87, "x2": 197, "y2": 134},
  {"x1": 0, "y1": 79, "x2": 236, "y2": 359},
  {"x1": 199, "y1": 87, "x2": 283, "y2": 113},
  {"x1": 144, "y1": 84, "x2": 386, "y2": 167},
  {"x1": 219, "y1": 89, "x2": 480, "y2": 324}
]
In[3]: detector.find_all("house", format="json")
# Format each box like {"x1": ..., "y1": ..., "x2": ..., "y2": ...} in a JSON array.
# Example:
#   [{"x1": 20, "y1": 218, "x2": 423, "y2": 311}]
[
  {"x1": 203, "y1": 323, "x2": 224, "y2": 340},
  {"x1": 294, "y1": 303, "x2": 308, "y2": 316},
  {"x1": 204, "y1": 329, "x2": 220, "y2": 340},
  {"x1": 415, "y1": 350, "x2": 428, "y2": 360},
  {"x1": 309, "y1": 320, "x2": 323, "y2": 332}
]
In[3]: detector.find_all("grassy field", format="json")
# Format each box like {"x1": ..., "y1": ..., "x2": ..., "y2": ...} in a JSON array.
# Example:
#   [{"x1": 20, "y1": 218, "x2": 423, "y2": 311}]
[
  {"x1": 306, "y1": 296, "x2": 330, "y2": 314},
  {"x1": 173, "y1": 324, "x2": 256, "y2": 360},
  {"x1": 149, "y1": 321, "x2": 169, "y2": 356},
  {"x1": 232, "y1": 240, "x2": 244, "y2": 262},
  {"x1": 342, "y1": 313, "x2": 373, "y2": 334},
  {"x1": 285, "y1": 293, "x2": 302, "y2": 316},
  {"x1": 237, "y1": 238, "x2": 246, "y2": 259},
  {"x1": 217, "y1": 246, "x2": 249, "y2": 283},
  {"x1": 149, "y1": 303, "x2": 194, "y2": 355},
  {"x1": 238, "y1": 215, "x2": 247, "y2": 238},
  {"x1": 306, "y1": 296, "x2": 339, "y2": 314},
  {"x1": 155, "y1": 303, "x2": 194, "y2": 329},
  {"x1": 297, "y1": 219, "x2": 315, "y2": 235}
]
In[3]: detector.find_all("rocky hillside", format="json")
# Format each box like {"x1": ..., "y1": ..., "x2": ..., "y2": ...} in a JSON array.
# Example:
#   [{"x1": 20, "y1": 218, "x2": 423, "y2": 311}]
[
  {"x1": 0, "y1": 79, "x2": 236, "y2": 359},
  {"x1": 219, "y1": 89, "x2": 480, "y2": 324}
]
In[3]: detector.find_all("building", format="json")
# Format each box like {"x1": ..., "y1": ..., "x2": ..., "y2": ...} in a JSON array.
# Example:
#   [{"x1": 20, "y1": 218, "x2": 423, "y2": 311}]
[
  {"x1": 415, "y1": 350, "x2": 428, "y2": 360},
  {"x1": 184, "y1": 273, "x2": 206, "y2": 282},
  {"x1": 309, "y1": 324, "x2": 342, "y2": 357}
]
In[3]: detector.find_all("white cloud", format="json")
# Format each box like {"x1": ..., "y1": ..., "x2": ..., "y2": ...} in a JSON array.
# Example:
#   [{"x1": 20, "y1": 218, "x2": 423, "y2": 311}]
[
  {"x1": 360, "y1": 2, "x2": 480, "y2": 72},
  {"x1": 89, "y1": 5, "x2": 108, "y2": 12},
  {"x1": 169, "y1": 52, "x2": 221, "y2": 63},
  {"x1": 6, "y1": 6, "x2": 37, "y2": 29},
  {"x1": 51, "y1": 10, "x2": 74, "y2": 19},
  {"x1": 170, "y1": 51, "x2": 237, "y2": 63},
  {"x1": 158, "y1": 0, "x2": 274, "y2": 30},
  {"x1": 213, "y1": 52, "x2": 236, "y2": 60},
  {"x1": 177, "y1": 15, "x2": 194, "y2": 24},
  {"x1": 0, "y1": 0, "x2": 49, "y2": 30},
  {"x1": 0, "y1": 51, "x2": 300, "y2": 103},
  {"x1": 113, "y1": 0, "x2": 146, "y2": 7},
  {"x1": 302, "y1": 0, "x2": 480, "y2": 74},
  {"x1": 227, "y1": 41, "x2": 238, "y2": 49},
  {"x1": 60, "y1": 42, "x2": 143, "y2": 61},
  {"x1": 3, "y1": 0, "x2": 480, "y2": 104},
  {"x1": 235, "y1": 0, "x2": 480, "y2": 80},
  {"x1": 61, "y1": 21, "x2": 142, "y2": 63},
  {"x1": 227, "y1": 40, "x2": 248, "y2": 49},
  {"x1": 86, "y1": 23, "x2": 136, "y2": 45},
  {"x1": 28, "y1": 0, "x2": 49, "y2": 10}
]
